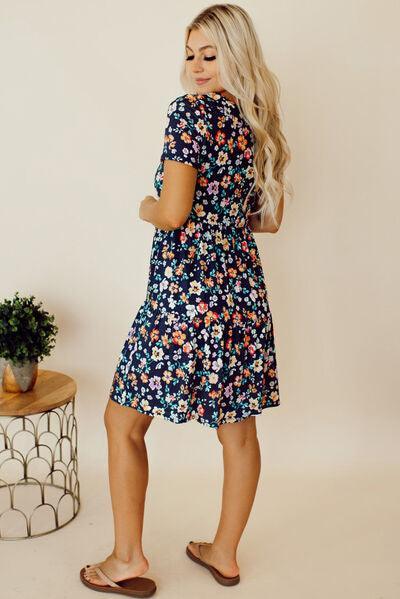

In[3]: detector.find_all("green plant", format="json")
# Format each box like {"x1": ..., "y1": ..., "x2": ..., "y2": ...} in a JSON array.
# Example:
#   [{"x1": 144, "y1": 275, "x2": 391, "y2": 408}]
[{"x1": 0, "y1": 291, "x2": 58, "y2": 366}]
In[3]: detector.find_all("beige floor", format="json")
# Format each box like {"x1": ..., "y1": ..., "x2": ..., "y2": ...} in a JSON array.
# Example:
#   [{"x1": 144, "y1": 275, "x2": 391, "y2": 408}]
[{"x1": 1, "y1": 453, "x2": 399, "y2": 599}]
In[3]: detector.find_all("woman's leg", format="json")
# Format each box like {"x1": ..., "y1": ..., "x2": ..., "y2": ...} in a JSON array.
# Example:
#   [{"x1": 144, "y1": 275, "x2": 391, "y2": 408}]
[
  {"x1": 84, "y1": 398, "x2": 154, "y2": 585},
  {"x1": 188, "y1": 415, "x2": 261, "y2": 577}
]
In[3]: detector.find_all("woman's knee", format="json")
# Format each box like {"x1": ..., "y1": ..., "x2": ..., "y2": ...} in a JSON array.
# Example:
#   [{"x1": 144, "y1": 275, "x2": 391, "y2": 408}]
[
  {"x1": 103, "y1": 398, "x2": 153, "y2": 440},
  {"x1": 216, "y1": 415, "x2": 258, "y2": 446}
]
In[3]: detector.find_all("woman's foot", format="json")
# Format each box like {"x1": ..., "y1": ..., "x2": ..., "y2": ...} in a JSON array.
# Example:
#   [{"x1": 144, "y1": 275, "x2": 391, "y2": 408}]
[
  {"x1": 83, "y1": 551, "x2": 150, "y2": 586},
  {"x1": 187, "y1": 541, "x2": 240, "y2": 577}
]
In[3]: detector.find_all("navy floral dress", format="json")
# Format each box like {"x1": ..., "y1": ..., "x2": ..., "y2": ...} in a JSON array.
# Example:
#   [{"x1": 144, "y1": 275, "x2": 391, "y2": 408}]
[{"x1": 109, "y1": 92, "x2": 280, "y2": 428}]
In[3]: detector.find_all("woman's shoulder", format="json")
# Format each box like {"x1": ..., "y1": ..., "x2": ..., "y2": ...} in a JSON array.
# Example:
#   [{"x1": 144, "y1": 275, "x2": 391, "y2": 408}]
[
  {"x1": 166, "y1": 92, "x2": 220, "y2": 115},
  {"x1": 166, "y1": 93, "x2": 204, "y2": 114},
  {"x1": 164, "y1": 94, "x2": 214, "y2": 139}
]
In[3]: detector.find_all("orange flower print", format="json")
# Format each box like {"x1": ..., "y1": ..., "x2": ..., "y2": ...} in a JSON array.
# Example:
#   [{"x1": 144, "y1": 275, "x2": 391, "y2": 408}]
[{"x1": 172, "y1": 330, "x2": 186, "y2": 346}]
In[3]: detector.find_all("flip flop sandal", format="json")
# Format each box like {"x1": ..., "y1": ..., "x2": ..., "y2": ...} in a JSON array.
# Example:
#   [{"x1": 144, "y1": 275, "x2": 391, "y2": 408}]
[
  {"x1": 79, "y1": 566, "x2": 157, "y2": 597},
  {"x1": 185, "y1": 541, "x2": 240, "y2": 586}
]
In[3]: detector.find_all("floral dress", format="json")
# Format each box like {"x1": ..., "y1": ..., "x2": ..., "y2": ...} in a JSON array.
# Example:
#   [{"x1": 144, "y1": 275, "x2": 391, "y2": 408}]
[{"x1": 108, "y1": 92, "x2": 280, "y2": 428}]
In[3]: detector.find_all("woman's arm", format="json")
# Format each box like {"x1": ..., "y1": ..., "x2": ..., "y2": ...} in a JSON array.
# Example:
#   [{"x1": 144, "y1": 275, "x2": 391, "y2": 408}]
[
  {"x1": 248, "y1": 194, "x2": 284, "y2": 233},
  {"x1": 139, "y1": 160, "x2": 198, "y2": 231}
]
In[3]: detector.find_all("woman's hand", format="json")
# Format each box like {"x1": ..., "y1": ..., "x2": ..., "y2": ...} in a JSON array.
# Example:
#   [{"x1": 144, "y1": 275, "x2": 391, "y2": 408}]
[
  {"x1": 139, "y1": 195, "x2": 158, "y2": 223},
  {"x1": 248, "y1": 212, "x2": 261, "y2": 232},
  {"x1": 248, "y1": 207, "x2": 280, "y2": 233}
]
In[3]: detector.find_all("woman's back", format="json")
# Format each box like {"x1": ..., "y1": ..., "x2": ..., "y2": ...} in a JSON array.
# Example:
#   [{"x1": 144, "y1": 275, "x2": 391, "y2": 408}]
[{"x1": 154, "y1": 92, "x2": 256, "y2": 231}]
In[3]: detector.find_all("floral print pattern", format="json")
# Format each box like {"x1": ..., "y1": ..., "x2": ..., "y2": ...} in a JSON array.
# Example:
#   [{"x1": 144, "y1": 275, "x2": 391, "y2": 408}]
[{"x1": 109, "y1": 92, "x2": 280, "y2": 428}]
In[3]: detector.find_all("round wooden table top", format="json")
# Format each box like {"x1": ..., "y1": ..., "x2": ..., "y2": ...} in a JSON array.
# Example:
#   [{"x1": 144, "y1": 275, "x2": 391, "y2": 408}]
[{"x1": 0, "y1": 369, "x2": 77, "y2": 417}]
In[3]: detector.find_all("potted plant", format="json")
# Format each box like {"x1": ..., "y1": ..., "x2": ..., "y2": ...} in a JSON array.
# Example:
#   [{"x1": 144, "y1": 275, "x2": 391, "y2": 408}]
[{"x1": 0, "y1": 291, "x2": 58, "y2": 393}]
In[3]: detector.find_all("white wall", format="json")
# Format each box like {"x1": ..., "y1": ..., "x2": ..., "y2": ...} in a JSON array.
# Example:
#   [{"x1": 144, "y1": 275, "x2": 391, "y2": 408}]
[{"x1": 1, "y1": 0, "x2": 399, "y2": 477}]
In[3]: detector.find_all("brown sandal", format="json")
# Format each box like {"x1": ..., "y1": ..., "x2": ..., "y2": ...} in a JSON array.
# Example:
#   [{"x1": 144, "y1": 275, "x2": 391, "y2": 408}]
[
  {"x1": 79, "y1": 566, "x2": 157, "y2": 597},
  {"x1": 185, "y1": 541, "x2": 240, "y2": 586}
]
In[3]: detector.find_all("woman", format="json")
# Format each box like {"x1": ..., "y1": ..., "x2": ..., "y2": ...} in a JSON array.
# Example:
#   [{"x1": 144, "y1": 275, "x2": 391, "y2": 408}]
[{"x1": 80, "y1": 3, "x2": 291, "y2": 596}]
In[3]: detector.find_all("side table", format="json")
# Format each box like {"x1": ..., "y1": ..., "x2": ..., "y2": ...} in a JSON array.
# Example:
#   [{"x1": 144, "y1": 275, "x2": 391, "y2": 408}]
[{"x1": 0, "y1": 369, "x2": 80, "y2": 540}]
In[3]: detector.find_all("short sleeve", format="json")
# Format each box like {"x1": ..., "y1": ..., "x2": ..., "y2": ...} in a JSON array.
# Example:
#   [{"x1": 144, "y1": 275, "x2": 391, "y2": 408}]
[{"x1": 161, "y1": 95, "x2": 202, "y2": 169}]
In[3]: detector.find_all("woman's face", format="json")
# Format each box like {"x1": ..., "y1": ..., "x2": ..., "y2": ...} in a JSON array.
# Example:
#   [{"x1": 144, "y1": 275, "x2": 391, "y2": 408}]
[{"x1": 185, "y1": 29, "x2": 221, "y2": 93}]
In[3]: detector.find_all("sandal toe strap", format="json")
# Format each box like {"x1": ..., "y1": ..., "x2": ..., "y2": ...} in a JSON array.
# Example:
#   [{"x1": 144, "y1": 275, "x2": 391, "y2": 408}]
[{"x1": 94, "y1": 566, "x2": 120, "y2": 587}]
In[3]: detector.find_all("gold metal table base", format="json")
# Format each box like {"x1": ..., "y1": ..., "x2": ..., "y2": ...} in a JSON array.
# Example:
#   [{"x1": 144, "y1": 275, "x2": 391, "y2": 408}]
[{"x1": 0, "y1": 398, "x2": 80, "y2": 540}]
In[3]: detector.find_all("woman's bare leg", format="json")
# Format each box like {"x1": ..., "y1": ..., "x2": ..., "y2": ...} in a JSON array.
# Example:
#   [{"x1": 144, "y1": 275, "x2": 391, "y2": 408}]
[
  {"x1": 188, "y1": 415, "x2": 261, "y2": 577},
  {"x1": 84, "y1": 398, "x2": 154, "y2": 586}
]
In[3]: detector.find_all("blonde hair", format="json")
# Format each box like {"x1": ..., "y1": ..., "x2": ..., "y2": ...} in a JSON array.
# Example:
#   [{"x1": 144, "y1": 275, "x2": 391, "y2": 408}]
[{"x1": 180, "y1": 3, "x2": 293, "y2": 229}]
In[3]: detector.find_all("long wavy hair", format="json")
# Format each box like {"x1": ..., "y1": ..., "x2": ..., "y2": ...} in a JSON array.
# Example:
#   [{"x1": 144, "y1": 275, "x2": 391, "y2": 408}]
[{"x1": 180, "y1": 3, "x2": 293, "y2": 229}]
